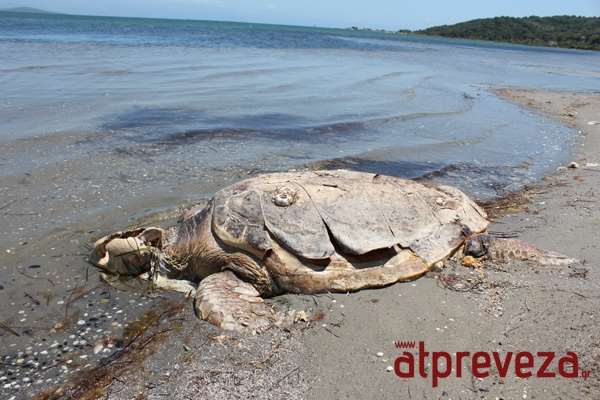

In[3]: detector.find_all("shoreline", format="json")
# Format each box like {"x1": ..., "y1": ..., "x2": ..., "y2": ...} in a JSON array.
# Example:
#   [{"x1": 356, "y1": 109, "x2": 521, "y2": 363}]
[
  {"x1": 486, "y1": 87, "x2": 600, "y2": 217},
  {"x1": 15, "y1": 87, "x2": 600, "y2": 399},
  {"x1": 477, "y1": 87, "x2": 588, "y2": 220}
]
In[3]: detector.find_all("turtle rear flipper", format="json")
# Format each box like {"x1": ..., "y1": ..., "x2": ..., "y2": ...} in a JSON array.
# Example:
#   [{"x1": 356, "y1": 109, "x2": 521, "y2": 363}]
[
  {"x1": 526, "y1": 248, "x2": 579, "y2": 266},
  {"x1": 465, "y1": 235, "x2": 579, "y2": 266},
  {"x1": 491, "y1": 239, "x2": 578, "y2": 266},
  {"x1": 194, "y1": 270, "x2": 275, "y2": 333}
]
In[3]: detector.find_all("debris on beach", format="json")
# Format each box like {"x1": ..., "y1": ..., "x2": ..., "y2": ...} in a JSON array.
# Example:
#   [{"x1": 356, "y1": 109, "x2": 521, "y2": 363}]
[
  {"x1": 568, "y1": 161, "x2": 580, "y2": 169},
  {"x1": 462, "y1": 255, "x2": 483, "y2": 268},
  {"x1": 294, "y1": 311, "x2": 309, "y2": 323}
]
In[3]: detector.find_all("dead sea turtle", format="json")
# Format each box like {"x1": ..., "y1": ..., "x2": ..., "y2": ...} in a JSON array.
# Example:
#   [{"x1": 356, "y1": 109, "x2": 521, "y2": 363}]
[{"x1": 89, "y1": 170, "x2": 576, "y2": 332}]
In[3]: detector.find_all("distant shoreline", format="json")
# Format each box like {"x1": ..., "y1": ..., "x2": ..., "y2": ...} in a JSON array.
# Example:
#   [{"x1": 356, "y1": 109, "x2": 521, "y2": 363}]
[
  {"x1": 1, "y1": 6, "x2": 56, "y2": 14},
  {"x1": 3, "y1": 9, "x2": 597, "y2": 51},
  {"x1": 416, "y1": 16, "x2": 600, "y2": 51}
]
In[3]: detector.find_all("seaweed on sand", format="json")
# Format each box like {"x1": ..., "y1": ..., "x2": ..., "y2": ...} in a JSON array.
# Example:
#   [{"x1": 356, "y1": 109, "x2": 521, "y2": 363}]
[{"x1": 479, "y1": 187, "x2": 532, "y2": 220}]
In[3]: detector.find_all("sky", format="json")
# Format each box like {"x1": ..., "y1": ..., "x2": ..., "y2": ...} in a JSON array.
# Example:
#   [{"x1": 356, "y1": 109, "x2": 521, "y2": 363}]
[{"x1": 1, "y1": 0, "x2": 598, "y2": 30}]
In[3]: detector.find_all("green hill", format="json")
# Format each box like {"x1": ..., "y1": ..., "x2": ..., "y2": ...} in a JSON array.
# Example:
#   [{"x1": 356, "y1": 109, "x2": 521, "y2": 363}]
[
  {"x1": 1, "y1": 7, "x2": 54, "y2": 14},
  {"x1": 418, "y1": 16, "x2": 600, "y2": 51}
]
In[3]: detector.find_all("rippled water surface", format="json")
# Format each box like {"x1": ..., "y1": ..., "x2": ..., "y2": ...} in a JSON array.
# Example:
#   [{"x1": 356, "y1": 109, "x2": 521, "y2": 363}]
[{"x1": 1, "y1": 11, "x2": 600, "y2": 201}]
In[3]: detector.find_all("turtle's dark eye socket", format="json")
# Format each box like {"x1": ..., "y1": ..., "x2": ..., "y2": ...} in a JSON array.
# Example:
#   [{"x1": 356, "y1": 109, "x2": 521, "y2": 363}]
[{"x1": 464, "y1": 238, "x2": 486, "y2": 258}]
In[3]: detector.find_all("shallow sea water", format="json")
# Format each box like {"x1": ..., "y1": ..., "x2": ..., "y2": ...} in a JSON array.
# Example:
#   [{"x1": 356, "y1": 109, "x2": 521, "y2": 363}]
[{"x1": 2, "y1": 11, "x2": 600, "y2": 200}]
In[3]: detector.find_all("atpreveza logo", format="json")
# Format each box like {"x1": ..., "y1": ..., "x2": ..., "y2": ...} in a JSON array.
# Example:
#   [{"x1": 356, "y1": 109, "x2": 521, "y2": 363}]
[{"x1": 393, "y1": 341, "x2": 591, "y2": 387}]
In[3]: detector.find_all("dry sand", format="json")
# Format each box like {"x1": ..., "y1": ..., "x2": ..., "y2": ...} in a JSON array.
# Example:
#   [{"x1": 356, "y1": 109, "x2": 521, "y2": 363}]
[{"x1": 3, "y1": 87, "x2": 600, "y2": 399}]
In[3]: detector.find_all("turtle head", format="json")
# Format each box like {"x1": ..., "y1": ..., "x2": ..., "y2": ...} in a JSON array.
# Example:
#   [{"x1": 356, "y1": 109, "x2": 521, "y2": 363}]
[
  {"x1": 89, "y1": 228, "x2": 165, "y2": 276},
  {"x1": 463, "y1": 234, "x2": 489, "y2": 258}
]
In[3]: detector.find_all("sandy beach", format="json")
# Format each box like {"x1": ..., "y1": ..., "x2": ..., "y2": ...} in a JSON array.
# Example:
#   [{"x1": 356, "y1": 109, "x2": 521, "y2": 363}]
[{"x1": 3, "y1": 87, "x2": 592, "y2": 400}]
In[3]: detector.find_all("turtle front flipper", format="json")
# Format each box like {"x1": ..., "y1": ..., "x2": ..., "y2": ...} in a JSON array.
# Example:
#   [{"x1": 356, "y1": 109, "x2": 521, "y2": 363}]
[
  {"x1": 194, "y1": 270, "x2": 275, "y2": 333},
  {"x1": 464, "y1": 234, "x2": 579, "y2": 266}
]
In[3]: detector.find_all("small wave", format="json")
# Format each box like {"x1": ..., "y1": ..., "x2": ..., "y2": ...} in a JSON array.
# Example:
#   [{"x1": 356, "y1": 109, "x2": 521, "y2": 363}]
[
  {"x1": 0, "y1": 64, "x2": 65, "y2": 73},
  {"x1": 102, "y1": 107, "x2": 206, "y2": 131},
  {"x1": 98, "y1": 69, "x2": 131, "y2": 75},
  {"x1": 329, "y1": 35, "x2": 436, "y2": 52},
  {"x1": 350, "y1": 71, "x2": 412, "y2": 87},
  {"x1": 200, "y1": 65, "x2": 323, "y2": 81}
]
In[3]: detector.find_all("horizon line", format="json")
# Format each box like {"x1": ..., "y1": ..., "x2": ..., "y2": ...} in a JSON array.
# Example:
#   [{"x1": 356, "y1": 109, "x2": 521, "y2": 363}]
[{"x1": 2, "y1": 7, "x2": 597, "y2": 32}]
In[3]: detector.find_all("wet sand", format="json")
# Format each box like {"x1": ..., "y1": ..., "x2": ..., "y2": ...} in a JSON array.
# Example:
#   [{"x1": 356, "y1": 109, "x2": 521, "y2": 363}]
[{"x1": 1, "y1": 87, "x2": 599, "y2": 399}]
